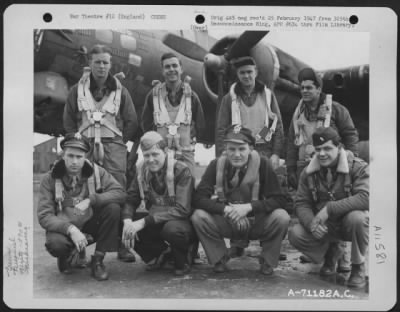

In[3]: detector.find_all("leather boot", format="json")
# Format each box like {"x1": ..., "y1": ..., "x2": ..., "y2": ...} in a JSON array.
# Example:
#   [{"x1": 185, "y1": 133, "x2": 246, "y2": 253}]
[
  {"x1": 117, "y1": 244, "x2": 136, "y2": 263},
  {"x1": 91, "y1": 254, "x2": 109, "y2": 281},
  {"x1": 259, "y1": 257, "x2": 274, "y2": 276},
  {"x1": 213, "y1": 254, "x2": 230, "y2": 273},
  {"x1": 57, "y1": 256, "x2": 72, "y2": 274},
  {"x1": 347, "y1": 263, "x2": 366, "y2": 288},
  {"x1": 320, "y1": 242, "x2": 344, "y2": 276}
]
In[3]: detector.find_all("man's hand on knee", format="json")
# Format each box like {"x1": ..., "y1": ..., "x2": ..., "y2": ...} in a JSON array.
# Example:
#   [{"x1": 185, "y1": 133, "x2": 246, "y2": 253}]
[{"x1": 68, "y1": 225, "x2": 88, "y2": 252}]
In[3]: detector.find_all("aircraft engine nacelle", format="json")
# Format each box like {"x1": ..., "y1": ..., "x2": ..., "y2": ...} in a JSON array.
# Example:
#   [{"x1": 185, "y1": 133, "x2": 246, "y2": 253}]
[
  {"x1": 202, "y1": 35, "x2": 279, "y2": 105},
  {"x1": 34, "y1": 71, "x2": 69, "y2": 136}
]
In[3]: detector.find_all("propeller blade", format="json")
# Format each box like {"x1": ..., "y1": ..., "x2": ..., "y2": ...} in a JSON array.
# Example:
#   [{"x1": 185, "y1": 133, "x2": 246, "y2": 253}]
[
  {"x1": 225, "y1": 31, "x2": 269, "y2": 60},
  {"x1": 162, "y1": 33, "x2": 208, "y2": 62}
]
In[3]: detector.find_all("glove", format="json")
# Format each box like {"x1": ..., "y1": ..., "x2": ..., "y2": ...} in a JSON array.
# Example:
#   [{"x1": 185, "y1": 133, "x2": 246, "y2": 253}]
[
  {"x1": 68, "y1": 226, "x2": 88, "y2": 252},
  {"x1": 270, "y1": 154, "x2": 280, "y2": 171},
  {"x1": 287, "y1": 169, "x2": 298, "y2": 189},
  {"x1": 122, "y1": 219, "x2": 145, "y2": 248},
  {"x1": 311, "y1": 223, "x2": 328, "y2": 240},
  {"x1": 229, "y1": 217, "x2": 250, "y2": 237}
]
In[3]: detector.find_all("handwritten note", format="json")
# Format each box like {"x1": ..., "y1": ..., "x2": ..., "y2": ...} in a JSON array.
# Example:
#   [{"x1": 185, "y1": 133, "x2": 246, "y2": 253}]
[{"x1": 5, "y1": 222, "x2": 30, "y2": 277}]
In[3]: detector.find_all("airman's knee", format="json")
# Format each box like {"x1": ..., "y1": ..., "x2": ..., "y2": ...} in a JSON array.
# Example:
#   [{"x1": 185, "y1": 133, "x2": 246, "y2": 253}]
[
  {"x1": 45, "y1": 233, "x2": 72, "y2": 257},
  {"x1": 345, "y1": 211, "x2": 369, "y2": 229},
  {"x1": 288, "y1": 224, "x2": 304, "y2": 248},
  {"x1": 272, "y1": 208, "x2": 290, "y2": 227},
  {"x1": 191, "y1": 209, "x2": 207, "y2": 223}
]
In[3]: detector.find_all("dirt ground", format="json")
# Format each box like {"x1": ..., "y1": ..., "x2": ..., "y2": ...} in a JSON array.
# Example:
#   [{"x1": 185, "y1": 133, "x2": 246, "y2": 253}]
[{"x1": 32, "y1": 171, "x2": 369, "y2": 300}]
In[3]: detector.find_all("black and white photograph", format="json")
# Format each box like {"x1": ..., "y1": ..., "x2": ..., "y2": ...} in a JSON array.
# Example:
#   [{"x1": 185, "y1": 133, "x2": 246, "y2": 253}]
[{"x1": 3, "y1": 4, "x2": 397, "y2": 311}]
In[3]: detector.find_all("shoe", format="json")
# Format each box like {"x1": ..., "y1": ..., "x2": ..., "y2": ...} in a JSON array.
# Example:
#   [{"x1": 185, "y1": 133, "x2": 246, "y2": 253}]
[
  {"x1": 259, "y1": 258, "x2": 274, "y2": 276},
  {"x1": 187, "y1": 242, "x2": 199, "y2": 265},
  {"x1": 69, "y1": 248, "x2": 88, "y2": 268},
  {"x1": 347, "y1": 263, "x2": 366, "y2": 288},
  {"x1": 174, "y1": 263, "x2": 191, "y2": 276},
  {"x1": 299, "y1": 254, "x2": 312, "y2": 263},
  {"x1": 337, "y1": 265, "x2": 352, "y2": 273},
  {"x1": 91, "y1": 254, "x2": 109, "y2": 281},
  {"x1": 213, "y1": 254, "x2": 229, "y2": 273},
  {"x1": 57, "y1": 256, "x2": 72, "y2": 274},
  {"x1": 117, "y1": 246, "x2": 136, "y2": 263},
  {"x1": 228, "y1": 246, "x2": 245, "y2": 258},
  {"x1": 146, "y1": 247, "x2": 172, "y2": 271},
  {"x1": 320, "y1": 243, "x2": 344, "y2": 277}
]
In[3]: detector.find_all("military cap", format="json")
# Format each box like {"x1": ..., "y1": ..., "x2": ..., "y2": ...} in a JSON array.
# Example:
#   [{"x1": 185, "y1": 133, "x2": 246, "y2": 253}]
[
  {"x1": 140, "y1": 131, "x2": 165, "y2": 151},
  {"x1": 312, "y1": 127, "x2": 341, "y2": 147},
  {"x1": 224, "y1": 125, "x2": 255, "y2": 146},
  {"x1": 60, "y1": 133, "x2": 91, "y2": 152},
  {"x1": 231, "y1": 56, "x2": 257, "y2": 69},
  {"x1": 298, "y1": 67, "x2": 323, "y2": 88}
]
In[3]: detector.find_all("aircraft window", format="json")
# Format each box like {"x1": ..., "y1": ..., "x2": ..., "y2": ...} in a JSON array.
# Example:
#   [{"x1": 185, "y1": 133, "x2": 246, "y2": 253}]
[
  {"x1": 95, "y1": 30, "x2": 113, "y2": 44},
  {"x1": 76, "y1": 29, "x2": 92, "y2": 37},
  {"x1": 120, "y1": 35, "x2": 137, "y2": 51}
]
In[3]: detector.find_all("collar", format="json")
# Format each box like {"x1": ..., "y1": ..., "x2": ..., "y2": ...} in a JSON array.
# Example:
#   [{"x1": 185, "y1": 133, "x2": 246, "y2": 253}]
[
  {"x1": 300, "y1": 92, "x2": 326, "y2": 116},
  {"x1": 165, "y1": 81, "x2": 183, "y2": 93},
  {"x1": 89, "y1": 73, "x2": 117, "y2": 92},
  {"x1": 51, "y1": 159, "x2": 94, "y2": 180},
  {"x1": 234, "y1": 79, "x2": 264, "y2": 96},
  {"x1": 306, "y1": 148, "x2": 351, "y2": 175},
  {"x1": 227, "y1": 160, "x2": 249, "y2": 177}
]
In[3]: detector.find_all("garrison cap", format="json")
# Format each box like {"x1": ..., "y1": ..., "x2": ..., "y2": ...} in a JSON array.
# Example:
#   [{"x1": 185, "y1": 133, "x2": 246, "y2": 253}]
[
  {"x1": 312, "y1": 127, "x2": 341, "y2": 147},
  {"x1": 298, "y1": 67, "x2": 323, "y2": 88},
  {"x1": 231, "y1": 56, "x2": 257, "y2": 69},
  {"x1": 224, "y1": 125, "x2": 255, "y2": 146},
  {"x1": 60, "y1": 133, "x2": 91, "y2": 152},
  {"x1": 140, "y1": 131, "x2": 165, "y2": 151}
]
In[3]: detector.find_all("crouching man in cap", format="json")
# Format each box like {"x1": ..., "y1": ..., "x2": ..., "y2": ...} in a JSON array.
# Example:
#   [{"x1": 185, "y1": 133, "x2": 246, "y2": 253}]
[
  {"x1": 288, "y1": 127, "x2": 369, "y2": 288},
  {"x1": 37, "y1": 134, "x2": 126, "y2": 281},
  {"x1": 122, "y1": 131, "x2": 197, "y2": 276},
  {"x1": 192, "y1": 125, "x2": 289, "y2": 275}
]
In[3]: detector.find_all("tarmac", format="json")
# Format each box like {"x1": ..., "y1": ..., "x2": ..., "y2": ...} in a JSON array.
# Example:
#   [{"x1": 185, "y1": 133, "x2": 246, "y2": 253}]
[{"x1": 32, "y1": 171, "x2": 369, "y2": 300}]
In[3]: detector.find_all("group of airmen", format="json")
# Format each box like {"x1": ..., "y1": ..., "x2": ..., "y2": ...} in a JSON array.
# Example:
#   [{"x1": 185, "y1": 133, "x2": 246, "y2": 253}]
[{"x1": 37, "y1": 44, "x2": 369, "y2": 289}]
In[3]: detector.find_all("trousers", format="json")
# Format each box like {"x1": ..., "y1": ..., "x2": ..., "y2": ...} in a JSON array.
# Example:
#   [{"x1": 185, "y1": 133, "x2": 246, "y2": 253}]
[
  {"x1": 134, "y1": 220, "x2": 196, "y2": 269},
  {"x1": 87, "y1": 138, "x2": 127, "y2": 188},
  {"x1": 191, "y1": 208, "x2": 290, "y2": 266},
  {"x1": 45, "y1": 203, "x2": 120, "y2": 257},
  {"x1": 288, "y1": 210, "x2": 369, "y2": 264}
]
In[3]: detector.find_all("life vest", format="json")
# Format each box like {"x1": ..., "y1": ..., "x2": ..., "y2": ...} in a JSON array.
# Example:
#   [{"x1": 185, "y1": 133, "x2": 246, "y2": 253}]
[
  {"x1": 54, "y1": 161, "x2": 102, "y2": 229},
  {"x1": 292, "y1": 94, "x2": 333, "y2": 162},
  {"x1": 230, "y1": 83, "x2": 278, "y2": 143},
  {"x1": 216, "y1": 150, "x2": 261, "y2": 204},
  {"x1": 292, "y1": 94, "x2": 333, "y2": 146},
  {"x1": 136, "y1": 150, "x2": 176, "y2": 209},
  {"x1": 305, "y1": 149, "x2": 353, "y2": 208},
  {"x1": 152, "y1": 77, "x2": 193, "y2": 154},
  {"x1": 77, "y1": 68, "x2": 123, "y2": 165}
]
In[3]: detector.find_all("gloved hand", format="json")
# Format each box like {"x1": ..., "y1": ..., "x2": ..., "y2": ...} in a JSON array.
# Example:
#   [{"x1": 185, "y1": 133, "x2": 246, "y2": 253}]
[
  {"x1": 287, "y1": 168, "x2": 298, "y2": 189},
  {"x1": 311, "y1": 223, "x2": 328, "y2": 240},
  {"x1": 270, "y1": 154, "x2": 280, "y2": 171},
  {"x1": 234, "y1": 217, "x2": 251, "y2": 233},
  {"x1": 122, "y1": 219, "x2": 145, "y2": 249},
  {"x1": 224, "y1": 203, "x2": 252, "y2": 223},
  {"x1": 68, "y1": 225, "x2": 88, "y2": 252}
]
